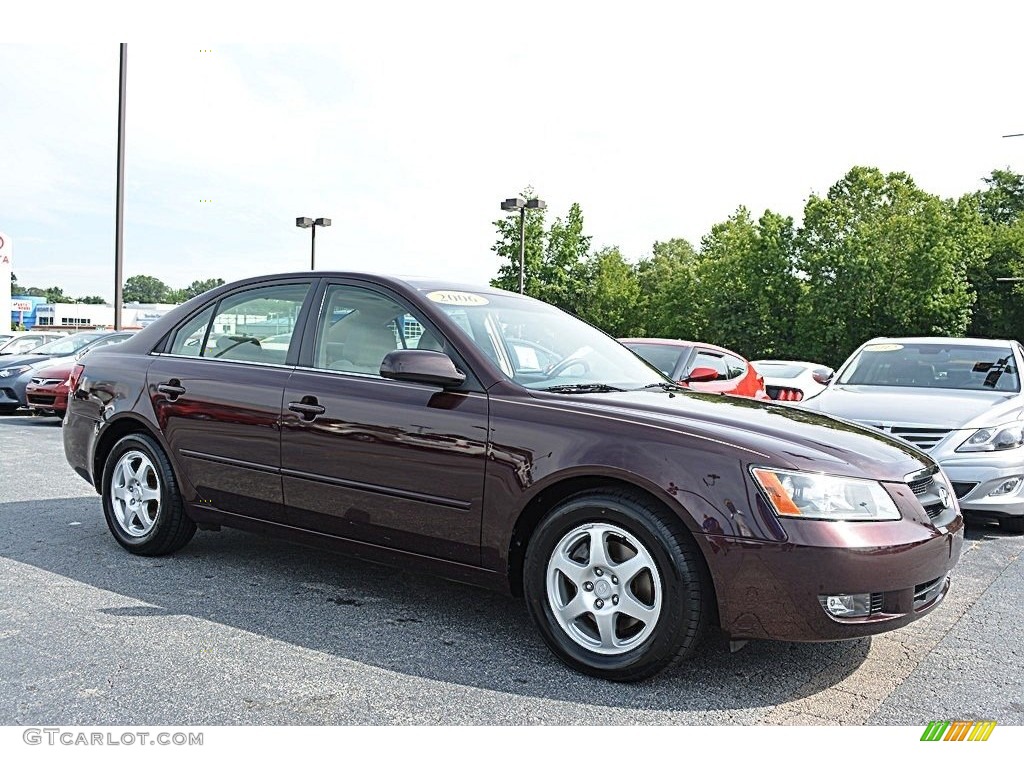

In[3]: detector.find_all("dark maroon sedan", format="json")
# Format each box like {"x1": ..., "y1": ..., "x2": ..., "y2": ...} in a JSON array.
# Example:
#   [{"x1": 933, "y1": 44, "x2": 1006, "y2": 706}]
[{"x1": 62, "y1": 273, "x2": 963, "y2": 681}]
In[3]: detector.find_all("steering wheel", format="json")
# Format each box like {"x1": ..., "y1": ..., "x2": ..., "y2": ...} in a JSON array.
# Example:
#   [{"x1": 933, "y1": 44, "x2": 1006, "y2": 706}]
[
  {"x1": 546, "y1": 356, "x2": 591, "y2": 379},
  {"x1": 213, "y1": 337, "x2": 261, "y2": 358}
]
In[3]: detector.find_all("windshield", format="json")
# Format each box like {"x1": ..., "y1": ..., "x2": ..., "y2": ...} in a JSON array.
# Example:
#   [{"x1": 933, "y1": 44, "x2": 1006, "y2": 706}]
[
  {"x1": 838, "y1": 342, "x2": 1020, "y2": 392},
  {"x1": 31, "y1": 333, "x2": 109, "y2": 356},
  {"x1": 425, "y1": 290, "x2": 668, "y2": 391}
]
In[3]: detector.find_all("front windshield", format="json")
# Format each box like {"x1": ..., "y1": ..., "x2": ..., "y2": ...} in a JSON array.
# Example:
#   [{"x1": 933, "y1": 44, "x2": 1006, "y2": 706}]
[
  {"x1": 31, "y1": 333, "x2": 108, "y2": 356},
  {"x1": 838, "y1": 342, "x2": 1020, "y2": 392},
  {"x1": 425, "y1": 289, "x2": 668, "y2": 391}
]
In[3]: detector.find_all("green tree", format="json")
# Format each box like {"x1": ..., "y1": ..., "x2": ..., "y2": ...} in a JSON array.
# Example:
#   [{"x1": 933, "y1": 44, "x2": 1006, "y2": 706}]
[
  {"x1": 697, "y1": 207, "x2": 801, "y2": 359},
  {"x1": 182, "y1": 278, "x2": 225, "y2": 300},
  {"x1": 123, "y1": 275, "x2": 171, "y2": 304},
  {"x1": 978, "y1": 168, "x2": 1024, "y2": 225},
  {"x1": 76, "y1": 295, "x2": 107, "y2": 304},
  {"x1": 581, "y1": 246, "x2": 643, "y2": 337},
  {"x1": 43, "y1": 286, "x2": 70, "y2": 303},
  {"x1": 537, "y1": 203, "x2": 591, "y2": 314},
  {"x1": 631, "y1": 238, "x2": 704, "y2": 340},
  {"x1": 795, "y1": 167, "x2": 976, "y2": 366}
]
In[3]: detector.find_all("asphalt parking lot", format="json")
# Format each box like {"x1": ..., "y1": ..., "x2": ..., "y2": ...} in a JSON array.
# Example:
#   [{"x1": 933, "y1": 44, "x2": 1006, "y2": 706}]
[{"x1": 1, "y1": 412, "x2": 1022, "y2": 726}]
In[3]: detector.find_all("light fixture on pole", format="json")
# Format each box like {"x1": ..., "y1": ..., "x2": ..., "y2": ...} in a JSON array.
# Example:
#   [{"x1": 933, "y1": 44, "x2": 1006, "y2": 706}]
[
  {"x1": 296, "y1": 216, "x2": 331, "y2": 270},
  {"x1": 500, "y1": 196, "x2": 546, "y2": 294}
]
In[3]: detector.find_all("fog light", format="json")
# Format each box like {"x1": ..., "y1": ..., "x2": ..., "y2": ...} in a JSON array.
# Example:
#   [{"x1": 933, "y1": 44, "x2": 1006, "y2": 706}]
[
  {"x1": 987, "y1": 477, "x2": 1022, "y2": 497},
  {"x1": 819, "y1": 593, "x2": 871, "y2": 617}
]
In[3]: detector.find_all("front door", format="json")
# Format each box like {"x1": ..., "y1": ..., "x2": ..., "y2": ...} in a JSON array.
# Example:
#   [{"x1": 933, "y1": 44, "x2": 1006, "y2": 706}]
[{"x1": 280, "y1": 282, "x2": 487, "y2": 565}]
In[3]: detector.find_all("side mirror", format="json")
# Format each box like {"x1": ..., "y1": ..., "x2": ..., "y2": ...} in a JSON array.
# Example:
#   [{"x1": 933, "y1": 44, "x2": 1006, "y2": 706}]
[
  {"x1": 811, "y1": 367, "x2": 834, "y2": 385},
  {"x1": 683, "y1": 366, "x2": 719, "y2": 383},
  {"x1": 380, "y1": 349, "x2": 466, "y2": 388}
]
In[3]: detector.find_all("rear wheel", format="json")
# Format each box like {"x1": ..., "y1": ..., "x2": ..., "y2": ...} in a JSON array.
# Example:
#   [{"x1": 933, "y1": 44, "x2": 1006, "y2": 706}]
[
  {"x1": 101, "y1": 433, "x2": 196, "y2": 555},
  {"x1": 524, "y1": 488, "x2": 711, "y2": 681},
  {"x1": 998, "y1": 517, "x2": 1024, "y2": 534}
]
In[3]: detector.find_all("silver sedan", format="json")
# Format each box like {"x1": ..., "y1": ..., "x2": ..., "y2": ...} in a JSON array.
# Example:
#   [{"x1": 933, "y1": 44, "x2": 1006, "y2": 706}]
[{"x1": 800, "y1": 337, "x2": 1024, "y2": 533}]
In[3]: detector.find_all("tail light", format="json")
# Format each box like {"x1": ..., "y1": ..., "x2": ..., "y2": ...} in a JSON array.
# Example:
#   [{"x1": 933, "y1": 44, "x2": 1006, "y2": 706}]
[{"x1": 67, "y1": 363, "x2": 86, "y2": 398}]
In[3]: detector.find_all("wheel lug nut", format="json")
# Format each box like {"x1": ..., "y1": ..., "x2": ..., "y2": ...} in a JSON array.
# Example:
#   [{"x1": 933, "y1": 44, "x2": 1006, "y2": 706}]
[
  {"x1": 595, "y1": 599, "x2": 604, "y2": 609},
  {"x1": 611, "y1": 576, "x2": 618, "y2": 585},
  {"x1": 612, "y1": 595, "x2": 619, "y2": 605},
  {"x1": 583, "y1": 582, "x2": 594, "y2": 591},
  {"x1": 595, "y1": 568, "x2": 603, "y2": 577}
]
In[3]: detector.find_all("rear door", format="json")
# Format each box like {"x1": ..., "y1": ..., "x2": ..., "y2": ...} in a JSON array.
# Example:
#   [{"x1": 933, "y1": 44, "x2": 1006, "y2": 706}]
[
  {"x1": 147, "y1": 279, "x2": 314, "y2": 519},
  {"x1": 280, "y1": 281, "x2": 488, "y2": 565}
]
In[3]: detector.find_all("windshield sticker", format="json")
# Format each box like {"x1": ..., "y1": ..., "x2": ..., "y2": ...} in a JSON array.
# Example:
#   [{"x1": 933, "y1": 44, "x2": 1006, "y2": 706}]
[
  {"x1": 426, "y1": 291, "x2": 489, "y2": 306},
  {"x1": 863, "y1": 343, "x2": 904, "y2": 352}
]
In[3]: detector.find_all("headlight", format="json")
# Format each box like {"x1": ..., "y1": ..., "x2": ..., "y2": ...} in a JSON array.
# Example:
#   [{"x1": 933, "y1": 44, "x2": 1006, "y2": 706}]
[
  {"x1": 956, "y1": 421, "x2": 1024, "y2": 452},
  {"x1": 751, "y1": 467, "x2": 901, "y2": 521},
  {"x1": 0, "y1": 365, "x2": 31, "y2": 378}
]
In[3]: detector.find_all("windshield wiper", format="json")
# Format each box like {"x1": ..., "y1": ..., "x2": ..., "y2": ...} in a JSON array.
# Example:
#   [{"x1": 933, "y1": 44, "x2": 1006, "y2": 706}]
[
  {"x1": 540, "y1": 383, "x2": 626, "y2": 394},
  {"x1": 638, "y1": 381, "x2": 688, "y2": 392}
]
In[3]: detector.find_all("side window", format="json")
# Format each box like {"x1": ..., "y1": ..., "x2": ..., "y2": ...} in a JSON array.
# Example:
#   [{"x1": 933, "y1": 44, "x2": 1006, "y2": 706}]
[
  {"x1": 690, "y1": 351, "x2": 729, "y2": 381},
  {"x1": 166, "y1": 283, "x2": 311, "y2": 362},
  {"x1": 313, "y1": 285, "x2": 434, "y2": 375},
  {"x1": 169, "y1": 306, "x2": 215, "y2": 357},
  {"x1": 206, "y1": 283, "x2": 311, "y2": 363},
  {"x1": 723, "y1": 354, "x2": 747, "y2": 380}
]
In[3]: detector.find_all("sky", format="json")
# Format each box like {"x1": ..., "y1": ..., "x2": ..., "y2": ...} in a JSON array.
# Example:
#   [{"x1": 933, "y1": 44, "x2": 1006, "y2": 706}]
[{"x1": 2, "y1": 1, "x2": 1022, "y2": 300}]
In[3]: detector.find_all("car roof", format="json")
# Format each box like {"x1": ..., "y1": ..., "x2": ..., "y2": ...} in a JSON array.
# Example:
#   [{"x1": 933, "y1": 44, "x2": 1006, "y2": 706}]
[
  {"x1": 864, "y1": 336, "x2": 1018, "y2": 347},
  {"x1": 620, "y1": 338, "x2": 742, "y2": 357}
]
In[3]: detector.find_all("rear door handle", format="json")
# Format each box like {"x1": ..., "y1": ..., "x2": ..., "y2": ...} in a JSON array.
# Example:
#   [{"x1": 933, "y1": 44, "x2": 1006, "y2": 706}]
[
  {"x1": 157, "y1": 381, "x2": 186, "y2": 399},
  {"x1": 288, "y1": 397, "x2": 326, "y2": 420}
]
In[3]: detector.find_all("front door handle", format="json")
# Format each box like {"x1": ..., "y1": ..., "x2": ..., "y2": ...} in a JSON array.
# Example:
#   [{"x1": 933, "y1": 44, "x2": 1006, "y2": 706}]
[
  {"x1": 288, "y1": 396, "x2": 326, "y2": 421},
  {"x1": 157, "y1": 380, "x2": 186, "y2": 400}
]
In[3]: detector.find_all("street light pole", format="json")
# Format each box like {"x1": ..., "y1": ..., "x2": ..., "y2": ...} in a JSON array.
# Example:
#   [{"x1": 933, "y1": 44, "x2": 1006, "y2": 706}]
[
  {"x1": 296, "y1": 216, "x2": 331, "y2": 270},
  {"x1": 114, "y1": 43, "x2": 127, "y2": 331},
  {"x1": 500, "y1": 196, "x2": 546, "y2": 294}
]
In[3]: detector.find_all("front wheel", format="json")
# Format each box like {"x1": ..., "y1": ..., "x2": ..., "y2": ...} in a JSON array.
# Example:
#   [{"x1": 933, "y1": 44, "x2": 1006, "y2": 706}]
[
  {"x1": 524, "y1": 488, "x2": 712, "y2": 681},
  {"x1": 101, "y1": 433, "x2": 196, "y2": 556}
]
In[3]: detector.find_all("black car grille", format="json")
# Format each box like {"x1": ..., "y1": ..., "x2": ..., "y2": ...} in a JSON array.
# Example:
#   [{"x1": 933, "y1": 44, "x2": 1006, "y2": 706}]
[
  {"x1": 870, "y1": 593, "x2": 884, "y2": 614},
  {"x1": 914, "y1": 576, "x2": 946, "y2": 609},
  {"x1": 952, "y1": 482, "x2": 977, "y2": 499},
  {"x1": 889, "y1": 426, "x2": 953, "y2": 451},
  {"x1": 28, "y1": 394, "x2": 56, "y2": 406},
  {"x1": 923, "y1": 502, "x2": 944, "y2": 520},
  {"x1": 908, "y1": 476, "x2": 933, "y2": 496}
]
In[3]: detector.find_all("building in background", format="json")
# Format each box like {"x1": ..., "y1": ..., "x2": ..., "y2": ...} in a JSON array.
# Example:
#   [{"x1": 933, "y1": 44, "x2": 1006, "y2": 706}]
[
  {"x1": 11, "y1": 299, "x2": 177, "y2": 331},
  {"x1": 0, "y1": 231, "x2": 11, "y2": 329}
]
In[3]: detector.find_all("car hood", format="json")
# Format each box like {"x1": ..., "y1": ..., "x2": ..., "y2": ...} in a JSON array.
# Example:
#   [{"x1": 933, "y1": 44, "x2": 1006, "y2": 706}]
[
  {"x1": 801, "y1": 385, "x2": 1022, "y2": 429},
  {"x1": 536, "y1": 388, "x2": 932, "y2": 481},
  {"x1": 0, "y1": 353, "x2": 51, "y2": 370}
]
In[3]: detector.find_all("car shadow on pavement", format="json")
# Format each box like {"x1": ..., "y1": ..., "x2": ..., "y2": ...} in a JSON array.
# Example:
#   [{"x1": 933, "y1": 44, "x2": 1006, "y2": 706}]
[{"x1": 0, "y1": 496, "x2": 872, "y2": 713}]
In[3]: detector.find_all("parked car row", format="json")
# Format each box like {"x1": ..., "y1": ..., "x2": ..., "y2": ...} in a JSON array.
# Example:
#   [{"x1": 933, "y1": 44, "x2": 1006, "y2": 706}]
[
  {"x1": 0, "y1": 330, "x2": 135, "y2": 415},
  {"x1": 0, "y1": 330, "x2": 68, "y2": 356},
  {"x1": 60, "y1": 272, "x2": 964, "y2": 682}
]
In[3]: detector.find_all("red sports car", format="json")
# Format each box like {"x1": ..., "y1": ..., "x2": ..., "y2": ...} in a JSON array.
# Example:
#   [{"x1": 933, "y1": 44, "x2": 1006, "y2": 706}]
[
  {"x1": 619, "y1": 338, "x2": 770, "y2": 400},
  {"x1": 25, "y1": 362, "x2": 74, "y2": 418}
]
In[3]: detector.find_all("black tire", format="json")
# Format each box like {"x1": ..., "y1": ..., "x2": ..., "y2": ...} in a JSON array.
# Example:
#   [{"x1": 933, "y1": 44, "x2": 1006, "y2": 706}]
[
  {"x1": 523, "y1": 488, "x2": 712, "y2": 682},
  {"x1": 100, "y1": 433, "x2": 196, "y2": 556},
  {"x1": 998, "y1": 517, "x2": 1024, "y2": 534}
]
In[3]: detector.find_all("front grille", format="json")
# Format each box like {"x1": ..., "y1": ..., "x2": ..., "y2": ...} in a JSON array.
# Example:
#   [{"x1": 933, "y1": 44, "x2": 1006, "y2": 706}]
[
  {"x1": 870, "y1": 593, "x2": 884, "y2": 614},
  {"x1": 923, "y1": 502, "x2": 944, "y2": 520},
  {"x1": 952, "y1": 482, "x2": 977, "y2": 499},
  {"x1": 28, "y1": 395, "x2": 56, "y2": 406},
  {"x1": 889, "y1": 426, "x2": 953, "y2": 451},
  {"x1": 30, "y1": 377, "x2": 43, "y2": 386},
  {"x1": 914, "y1": 576, "x2": 946, "y2": 609},
  {"x1": 908, "y1": 476, "x2": 933, "y2": 496}
]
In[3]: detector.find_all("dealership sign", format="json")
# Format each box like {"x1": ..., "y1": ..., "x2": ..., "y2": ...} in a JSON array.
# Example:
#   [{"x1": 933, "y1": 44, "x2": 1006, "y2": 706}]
[{"x1": 0, "y1": 231, "x2": 11, "y2": 326}]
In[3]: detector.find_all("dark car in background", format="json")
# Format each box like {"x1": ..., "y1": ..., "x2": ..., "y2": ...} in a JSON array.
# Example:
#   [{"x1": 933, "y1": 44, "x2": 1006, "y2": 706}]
[
  {"x1": 801, "y1": 337, "x2": 1024, "y2": 533},
  {"x1": 0, "y1": 331, "x2": 135, "y2": 414},
  {"x1": 63, "y1": 273, "x2": 962, "y2": 680},
  {"x1": 619, "y1": 338, "x2": 770, "y2": 400}
]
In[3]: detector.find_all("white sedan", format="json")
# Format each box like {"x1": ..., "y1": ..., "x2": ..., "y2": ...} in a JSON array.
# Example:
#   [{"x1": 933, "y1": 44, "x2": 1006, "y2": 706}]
[{"x1": 751, "y1": 359, "x2": 834, "y2": 401}]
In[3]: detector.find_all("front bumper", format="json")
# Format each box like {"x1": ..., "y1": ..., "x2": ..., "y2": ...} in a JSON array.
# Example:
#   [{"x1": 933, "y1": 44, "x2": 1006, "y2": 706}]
[
  {"x1": 26, "y1": 382, "x2": 69, "y2": 415},
  {"x1": 0, "y1": 373, "x2": 32, "y2": 409},
  {"x1": 705, "y1": 498, "x2": 964, "y2": 642},
  {"x1": 935, "y1": 448, "x2": 1024, "y2": 520}
]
